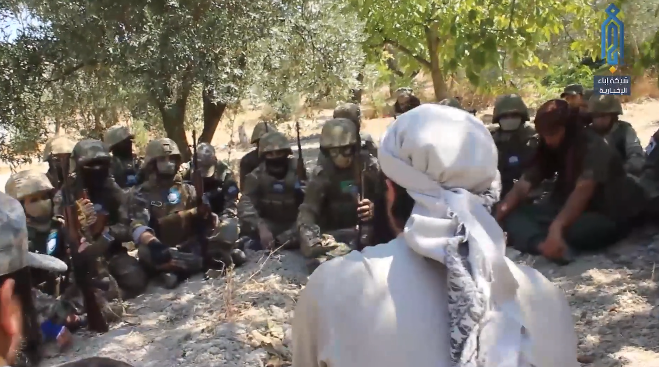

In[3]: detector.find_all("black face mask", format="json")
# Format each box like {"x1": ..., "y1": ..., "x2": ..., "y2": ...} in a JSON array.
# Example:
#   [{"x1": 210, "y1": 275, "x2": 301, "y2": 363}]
[
  {"x1": 81, "y1": 164, "x2": 109, "y2": 189},
  {"x1": 112, "y1": 139, "x2": 133, "y2": 159},
  {"x1": 265, "y1": 157, "x2": 288, "y2": 179}
]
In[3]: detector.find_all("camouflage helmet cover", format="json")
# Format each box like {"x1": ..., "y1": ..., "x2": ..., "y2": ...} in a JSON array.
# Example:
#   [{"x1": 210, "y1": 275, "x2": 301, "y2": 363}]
[
  {"x1": 5, "y1": 170, "x2": 54, "y2": 200},
  {"x1": 0, "y1": 192, "x2": 68, "y2": 276},
  {"x1": 144, "y1": 138, "x2": 181, "y2": 165},
  {"x1": 588, "y1": 94, "x2": 623, "y2": 115},
  {"x1": 333, "y1": 103, "x2": 361, "y2": 125},
  {"x1": 258, "y1": 131, "x2": 291, "y2": 156},
  {"x1": 103, "y1": 125, "x2": 133, "y2": 149},
  {"x1": 320, "y1": 118, "x2": 358, "y2": 148},
  {"x1": 493, "y1": 94, "x2": 530, "y2": 121},
  {"x1": 394, "y1": 87, "x2": 414, "y2": 104},
  {"x1": 437, "y1": 98, "x2": 463, "y2": 109},
  {"x1": 251, "y1": 121, "x2": 278, "y2": 144},
  {"x1": 42, "y1": 135, "x2": 76, "y2": 162},
  {"x1": 72, "y1": 139, "x2": 112, "y2": 166},
  {"x1": 196, "y1": 143, "x2": 217, "y2": 177}
]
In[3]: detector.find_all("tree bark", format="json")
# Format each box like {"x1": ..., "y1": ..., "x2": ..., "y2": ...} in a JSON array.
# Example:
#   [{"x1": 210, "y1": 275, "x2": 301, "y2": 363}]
[
  {"x1": 200, "y1": 89, "x2": 226, "y2": 144},
  {"x1": 425, "y1": 27, "x2": 448, "y2": 101},
  {"x1": 157, "y1": 91, "x2": 191, "y2": 161}
]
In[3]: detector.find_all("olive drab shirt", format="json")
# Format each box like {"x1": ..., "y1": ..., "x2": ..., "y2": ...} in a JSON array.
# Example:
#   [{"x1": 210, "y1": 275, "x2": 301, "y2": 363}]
[
  {"x1": 239, "y1": 149, "x2": 260, "y2": 191},
  {"x1": 110, "y1": 156, "x2": 141, "y2": 189},
  {"x1": 601, "y1": 121, "x2": 645, "y2": 176},
  {"x1": 522, "y1": 129, "x2": 645, "y2": 222},
  {"x1": 491, "y1": 123, "x2": 538, "y2": 196},
  {"x1": 180, "y1": 160, "x2": 239, "y2": 218},
  {"x1": 638, "y1": 128, "x2": 659, "y2": 199},
  {"x1": 298, "y1": 150, "x2": 382, "y2": 233},
  {"x1": 315, "y1": 135, "x2": 378, "y2": 171},
  {"x1": 238, "y1": 159, "x2": 304, "y2": 232},
  {"x1": 125, "y1": 174, "x2": 198, "y2": 248}
]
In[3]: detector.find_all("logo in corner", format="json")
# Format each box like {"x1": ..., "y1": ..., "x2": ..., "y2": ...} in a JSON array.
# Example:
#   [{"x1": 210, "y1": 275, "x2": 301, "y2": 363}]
[{"x1": 601, "y1": 4, "x2": 624, "y2": 73}]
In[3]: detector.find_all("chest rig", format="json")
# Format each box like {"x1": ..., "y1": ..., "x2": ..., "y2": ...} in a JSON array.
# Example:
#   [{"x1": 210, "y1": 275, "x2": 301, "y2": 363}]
[
  {"x1": 493, "y1": 127, "x2": 537, "y2": 194},
  {"x1": 258, "y1": 163, "x2": 299, "y2": 224},
  {"x1": 141, "y1": 182, "x2": 192, "y2": 247},
  {"x1": 321, "y1": 165, "x2": 358, "y2": 231}
]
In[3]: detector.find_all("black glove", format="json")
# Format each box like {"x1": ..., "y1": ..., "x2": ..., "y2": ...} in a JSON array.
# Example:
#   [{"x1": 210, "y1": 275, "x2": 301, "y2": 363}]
[{"x1": 148, "y1": 238, "x2": 172, "y2": 265}]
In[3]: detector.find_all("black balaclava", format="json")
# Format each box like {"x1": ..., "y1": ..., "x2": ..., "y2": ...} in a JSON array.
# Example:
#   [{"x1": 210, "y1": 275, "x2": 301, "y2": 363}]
[{"x1": 112, "y1": 138, "x2": 133, "y2": 160}]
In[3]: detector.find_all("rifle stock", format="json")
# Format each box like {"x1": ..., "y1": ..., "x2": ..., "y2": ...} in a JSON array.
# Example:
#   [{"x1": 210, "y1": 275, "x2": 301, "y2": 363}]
[
  {"x1": 354, "y1": 119, "x2": 365, "y2": 251},
  {"x1": 60, "y1": 165, "x2": 108, "y2": 333},
  {"x1": 295, "y1": 120, "x2": 307, "y2": 181}
]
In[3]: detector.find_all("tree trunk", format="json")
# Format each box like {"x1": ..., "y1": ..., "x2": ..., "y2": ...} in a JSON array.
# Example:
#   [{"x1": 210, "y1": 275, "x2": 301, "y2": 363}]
[
  {"x1": 158, "y1": 96, "x2": 191, "y2": 161},
  {"x1": 425, "y1": 28, "x2": 448, "y2": 101},
  {"x1": 200, "y1": 89, "x2": 227, "y2": 144}
]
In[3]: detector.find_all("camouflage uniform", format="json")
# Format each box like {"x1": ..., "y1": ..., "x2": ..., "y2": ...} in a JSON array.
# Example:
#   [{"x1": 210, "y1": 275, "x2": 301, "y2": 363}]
[
  {"x1": 126, "y1": 138, "x2": 244, "y2": 287},
  {"x1": 239, "y1": 121, "x2": 277, "y2": 190},
  {"x1": 5, "y1": 170, "x2": 66, "y2": 295},
  {"x1": 54, "y1": 139, "x2": 146, "y2": 299},
  {"x1": 298, "y1": 118, "x2": 383, "y2": 271},
  {"x1": 238, "y1": 131, "x2": 306, "y2": 249},
  {"x1": 639, "y1": 128, "x2": 659, "y2": 218},
  {"x1": 103, "y1": 125, "x2": 142, "y2": 190},
  {"x1": 393, "y1": 87, "x2": 420, "y2": 117},
  {"x1": 588, "y1": 94, "x2": 645, "y2": 176},
  {"x1": 489, "y1": 94, "x2": 539, "y2": 197},
  {"x1": 43, "y1": 135, "x2": 77, "y2": 189}
]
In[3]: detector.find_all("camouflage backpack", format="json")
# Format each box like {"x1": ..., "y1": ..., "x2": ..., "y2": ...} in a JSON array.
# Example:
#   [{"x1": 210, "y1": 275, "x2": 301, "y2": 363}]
[
  {"x1": 493, "y1": 94, "x2": 530, "y2": 122},
  {"x1": 251, "y1": 121, "x2": 278, "y2": 144},
  {"x1": 5, "y1": 170, "x2": 54, "y2": 200},
  {"x1": 103, "y1": 125, "x2": 133, "y2": 149},
  {"x1": 143, "y1": 138, "x2": 181, "y2": 166},
  {"x1": 43, "y1": 135, "x2": 76, "y2": 162},
  {"x1": 588, "y1": 94, "x2": 623, "y2": 115},
  {"x1": 258, "y1": 131, "x2": 292, "y2": 156},
  {"x1": 320, "y1": 118, "x2": 358, "y2": 149}
]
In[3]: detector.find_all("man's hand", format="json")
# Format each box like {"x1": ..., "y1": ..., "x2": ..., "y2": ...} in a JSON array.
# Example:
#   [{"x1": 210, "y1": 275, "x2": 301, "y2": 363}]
[
  {"x1": 76, "y1": 198, "x2": 97, "y2": 228},
  {"x1": 538, "y1": 227, "x2": 568, "y2": 261},
  {"x1": 78, "y1": 237, "x2": 91, "y2": 252},
  {"x1": 258, "y1": 222, "x2": 274, "y2": 249},
  {"x1": 357, "y1": 199, "x2": 374, "y2": 221}
]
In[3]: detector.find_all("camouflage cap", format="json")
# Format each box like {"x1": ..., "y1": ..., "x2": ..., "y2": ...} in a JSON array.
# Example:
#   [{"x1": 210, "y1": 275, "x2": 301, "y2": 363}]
[
  {"x1": 196, "y1": 143, "x2": 217, "y2": 178},
  {"x1": 72, "y1": 139, "x2": 112, "y2": 166},
  {"x1": 103, "y1": 125, "x2": 133, "y2": 149},
  {"x1": 560, "y1": 84, "x2": 584, "y2": 98},
  {"x1": 588, "y1": 94, "x2": 623, "y2": 115},
  {"x1": 320, "y1": 118, "x2": 358, "y2": 148},
  {"x1": 333, "y1": 103, "x2": 361, "y2": 126},
  {"x1": 42, "y1": 135, "x2": 76, "y2": 162},
  {"x1": 5, "y1": 170, "x2": 54, "y2": 200},
  {"x1": 437, "y1": 98, "x2": 464, "y2": 109},
  {"x1": 0, "y1": 192, "x2": 67, "y2": 276},
  {"x1": 258, "y1": 131, "x2": 291, "y2": 156},
  {"x1": 251, "y1": 121, "x2": 278, "y2": 144},
  {"x1": 144, "y1": 138, "x2": 181, "y2": 165}
]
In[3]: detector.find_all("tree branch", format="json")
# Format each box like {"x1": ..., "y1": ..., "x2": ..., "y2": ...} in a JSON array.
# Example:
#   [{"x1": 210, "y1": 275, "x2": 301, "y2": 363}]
[{"x1": 383, "y1": 38, "x2": 432, "y2": 68}]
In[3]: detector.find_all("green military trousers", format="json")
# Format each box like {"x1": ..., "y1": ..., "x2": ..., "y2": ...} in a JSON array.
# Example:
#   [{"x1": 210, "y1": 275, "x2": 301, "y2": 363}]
[{"x1": 503, "y1": 202, "x2": 625, "y2": 255}]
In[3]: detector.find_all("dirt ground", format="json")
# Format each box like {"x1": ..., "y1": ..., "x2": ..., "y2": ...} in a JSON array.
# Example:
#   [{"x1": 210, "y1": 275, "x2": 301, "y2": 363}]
[{"x1": 24, "y1": 97, "x2": 659, "y2": 367}]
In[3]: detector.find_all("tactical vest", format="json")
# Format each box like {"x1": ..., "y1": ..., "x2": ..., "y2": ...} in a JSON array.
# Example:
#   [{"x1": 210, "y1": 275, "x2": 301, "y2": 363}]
[
  {"x1": 257, "y1": 161, "x2": 299, "y2": 225},
  {"x1": 111, "y1": 156, "x2": 138, "y2": 189},
  {"x1": 605, "y1": 121, "x2": 633, "y2": 161},
  {"x1": 492, "y1": 124, "x2": 537, "y2": 196},
  {"x1": 319, "y1": 165, "x2": 359, "y2": 231},
  {"x1": 139, "y1": 181, "x2": 193, "y2": 247}
]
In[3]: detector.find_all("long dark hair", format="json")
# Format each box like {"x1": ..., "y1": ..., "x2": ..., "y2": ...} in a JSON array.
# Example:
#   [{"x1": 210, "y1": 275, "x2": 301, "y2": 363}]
[{"x1": 0, "y1": 267, "x2": 42, "y2": 367}]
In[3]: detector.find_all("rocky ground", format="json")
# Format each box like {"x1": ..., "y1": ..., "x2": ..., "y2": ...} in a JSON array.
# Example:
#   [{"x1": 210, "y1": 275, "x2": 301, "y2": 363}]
[{"x1": 28, "y1": 97, "x2": 659, "y2": 367}]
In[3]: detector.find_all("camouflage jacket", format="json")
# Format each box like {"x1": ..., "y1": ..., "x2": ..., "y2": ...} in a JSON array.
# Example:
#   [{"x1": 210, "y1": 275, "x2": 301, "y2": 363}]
[
  {"x1": 239, "y1": 149, "x2": 260, "y2": 191},
  {"x1": 109, "y1": 155, "x2": 142, "y2": 189},
  {"x1": 598, "y1": 121, "x2": 645, "y2": 176},
  {"x1": 179, "y1": 160, "x2": 239, "y2": 218}
]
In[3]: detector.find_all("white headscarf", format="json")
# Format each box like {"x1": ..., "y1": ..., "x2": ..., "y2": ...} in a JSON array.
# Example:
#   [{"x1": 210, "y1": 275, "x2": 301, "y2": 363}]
[{"x1": 379, "y1": 104, "x2": 521, "y2": 366}]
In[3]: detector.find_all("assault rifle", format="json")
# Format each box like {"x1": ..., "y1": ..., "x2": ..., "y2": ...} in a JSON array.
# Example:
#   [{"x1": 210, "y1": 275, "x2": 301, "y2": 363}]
[
  {"x1": 354, "y1": 118, "x2": 366, "y2": 251},
  {"x1": 58, "y1": 163, "x2": 108, "y2": 333},
  {"x1": 295, "y1": 119, "x2": 307, "y2": 182}
]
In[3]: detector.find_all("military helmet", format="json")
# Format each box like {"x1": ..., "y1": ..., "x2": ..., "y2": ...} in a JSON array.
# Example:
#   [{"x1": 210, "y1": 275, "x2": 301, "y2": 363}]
[
  {"x1": 333, "y1": 103, "x2": 361, "y2": 125},
  {"x1": 251, "y1": 121, "x2": 278, "y2": 144},
  {"x1": 103, "y1": 125, "x2": 133, "y2": 149},
  {"x1": 258, "y1": 131, "x2": 291, "y2": 156},
  {"x1": 493, "y1": 94, "x2": 530, "y2": 121},
  {"x1": 588, "y1": 94, "x2": 623, "y2": 115},
  {"x1": 5, "y1": 170, "x2": 54, "y2": 200},
  {"x1": 144, "y1": 138, "x2": 181, "y2": 165},
  {"x1": 320, "y1": 118, "x2": 358, "y2": 149},
  {"x1": 437, "y1": 98, "x2": 463, "y2": 109},
  {"x1": 72, "y1": 139, "x2": 111, "y2": 166},
  {"x1": 42, "y1": 135, "x2": 76, "y2": 162}
]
